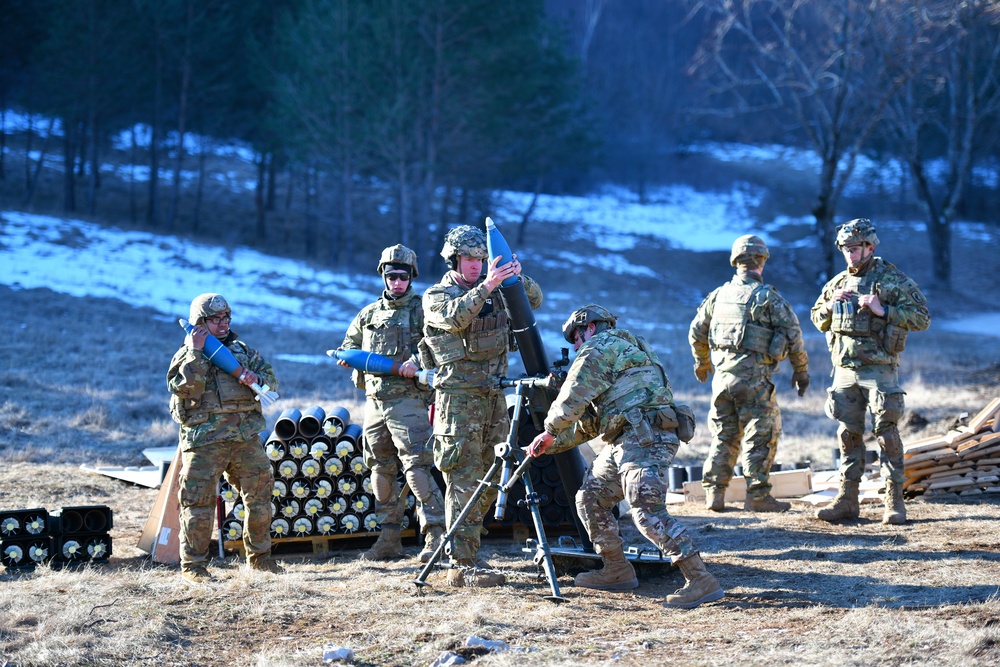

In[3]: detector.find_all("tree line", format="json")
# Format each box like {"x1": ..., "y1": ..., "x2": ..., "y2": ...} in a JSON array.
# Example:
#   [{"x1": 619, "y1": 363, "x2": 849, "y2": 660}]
[{"x1": 1, "y1": 0, "x2": 998, "y2": 286}]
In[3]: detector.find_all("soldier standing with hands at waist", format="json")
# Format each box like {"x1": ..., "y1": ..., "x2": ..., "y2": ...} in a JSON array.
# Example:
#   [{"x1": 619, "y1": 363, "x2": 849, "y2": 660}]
[{"x1": 811, "y1": 219, "x2": 929, "y2": 525}]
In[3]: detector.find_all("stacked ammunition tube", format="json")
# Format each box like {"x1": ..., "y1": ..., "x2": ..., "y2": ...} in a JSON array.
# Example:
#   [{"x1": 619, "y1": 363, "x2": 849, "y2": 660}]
[
  {"x1": 0, "y1": 505, "x2": 112, "y2": 569},
  {"x1": 220, "y1": 405, "x2": 414, "y2": 544}
]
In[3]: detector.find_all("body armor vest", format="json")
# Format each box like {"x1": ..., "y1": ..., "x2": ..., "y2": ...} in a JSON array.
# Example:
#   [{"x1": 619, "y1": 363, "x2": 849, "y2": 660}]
[
  {"x1": 425, "y1": 308, "x2": 509, "y2": 365},
  {"x1": 708, "y1": 281, "x2": 774, "y2": 354},
  {"x1": 172, "y1": 342, "x2": 259, "y2": 426},
  {"x1": 830, "y1": 266, "x2": 886, "y2": 336}
]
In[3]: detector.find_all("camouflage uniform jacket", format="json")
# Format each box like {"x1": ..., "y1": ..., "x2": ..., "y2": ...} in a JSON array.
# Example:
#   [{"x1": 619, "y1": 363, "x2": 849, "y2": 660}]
[
  {"x1": 341, "y1": 289, "x2": 430, "y2": 401},
  {"x1": 422, "y1": 271, "x2": 542, "y2": 391},
  {"x1": 811, "y1": 257, "x2": 930, "y2": 369},
  {"x1": 167, "y1": 331, "x2": 277, "y2": 449},
  {"x1": 543, "y1": 328, "x2": 676, "y2": 454},
  {"x1": 689, "y1": 273, "x2": 809, "y2": 378}
]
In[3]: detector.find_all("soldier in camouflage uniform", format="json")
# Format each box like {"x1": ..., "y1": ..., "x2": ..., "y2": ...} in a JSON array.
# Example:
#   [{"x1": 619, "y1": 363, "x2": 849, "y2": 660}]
[
  {"x1": 167, "y1": 294, "x2": 280, "y2": 583},
  {"x1": 811, "y1": 219, "x2": 929, "y2": 525},
  {"x1": 689, "y1": 235, "x2": 811, "y2": 513},
  {"x1": 423, "y1": 224, "x2": 543, "y2": 588},
  {"x1": 338, "y1": 245, "x2": 446, "y2": 562},
  {"x1": 528, "y1": 305, "x2": 725, "y2": 610}
]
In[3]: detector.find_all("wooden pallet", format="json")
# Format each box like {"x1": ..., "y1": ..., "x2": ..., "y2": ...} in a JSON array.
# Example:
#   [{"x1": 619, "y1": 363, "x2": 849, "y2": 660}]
[
  {"x1": 224, "y1": 529, "x2": 417, "y2": 557},
  {"x1": 903, "y1": 397, "x2": 1000, "y2": 496}
]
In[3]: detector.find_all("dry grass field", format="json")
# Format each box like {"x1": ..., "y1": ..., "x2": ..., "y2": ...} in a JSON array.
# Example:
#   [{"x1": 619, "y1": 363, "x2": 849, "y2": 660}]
[
  {"x1": 3, "y1": 149, "x2": 1000, "y2": 665},
  {"x1": 2, "y1": 269, "x2": 1000, "y2": 665}
]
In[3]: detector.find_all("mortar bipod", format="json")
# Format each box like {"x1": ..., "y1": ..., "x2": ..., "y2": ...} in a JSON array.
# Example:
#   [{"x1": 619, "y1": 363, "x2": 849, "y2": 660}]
[{"x1": 412, "y1": 375, "x2": 567, "y2": 603}]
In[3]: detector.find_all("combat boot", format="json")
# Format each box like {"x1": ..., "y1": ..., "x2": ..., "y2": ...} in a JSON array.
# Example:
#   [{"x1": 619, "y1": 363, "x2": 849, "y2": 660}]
[
  {"x1": 663, "y1": 553, "x2": 724, "y2": 609},
  {"x1": 418, "y1": 525, "x2": 445, "y2": 563},
  {"x1": 574, "y1": 546, "x2": 638, "y2": 591},
  {"x1": 745, "y1": 494, "x2": 791, "y2": 513},
  {"x1": 815, "y1": 480, "x2": 860, "y2": 522},
  {"x1": 248, "y1": 554, "x2": 283, "y2": 574},
  {"x1": 180, "y1": 564, "x2": 213, "y2": 584},
  {"x1": 364, "y1": 525, "x2": 403, "y2": 561},
  {"x1": 446, "y1": 559, "x2": 506, "y2": 588},
  {"x1": 705, "y1": 487, "x2": 726, "y2": 512},
  {"x1": 882, "y1": 480, "x2": 907, "y2": 525}
]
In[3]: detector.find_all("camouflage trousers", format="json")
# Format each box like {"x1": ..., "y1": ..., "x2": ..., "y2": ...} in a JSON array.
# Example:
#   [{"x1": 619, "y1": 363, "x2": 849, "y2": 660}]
[
  {"x1": 826, "y1": 364, "x2": 906, "y2": 484},
  {"x1": 432, "y1": 389, "x2": 508, "y2": 560},
  {"x1": 179, "y1": 438, "x2": 273, "y2": 567},
  {"x1": 702, "y1": 372, "x2": 781, "y2": 500},
  {"x1": 577, "y1": 426, "x2": 697, "y2": 564},
  {"x1": 362, "y1": 394, "x2": 445, "y2": 532}
]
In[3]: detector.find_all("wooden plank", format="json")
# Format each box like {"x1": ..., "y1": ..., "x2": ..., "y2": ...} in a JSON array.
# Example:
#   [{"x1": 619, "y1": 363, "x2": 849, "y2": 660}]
[
  {"x1": 905, "y1": 449, "x2": 960, "y2": 466},
  {"x1": 682, "y1": 468, "x2": 812, "y2": 503},
  {"x1": 944, "y1": 429, "x2": 976, "y2": 446},
  {"x1": 928, "y1": 477, "x2": 976, "y2": 491},
  {"x1": 968, "y1": 398, "x2": 1000, "y2": 433},
  {"x1": 903, "y1": 435, "x2": 950, "y2": 455},
  {"x1": 957, "y1": 431, "x2": 1000, "y2": 453}
]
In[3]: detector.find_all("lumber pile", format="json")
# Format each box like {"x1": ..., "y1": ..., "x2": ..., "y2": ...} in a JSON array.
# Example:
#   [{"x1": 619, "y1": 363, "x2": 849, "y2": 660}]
[{"x1": 903, "y1": 398, "x2": 1000, "y2": 498}]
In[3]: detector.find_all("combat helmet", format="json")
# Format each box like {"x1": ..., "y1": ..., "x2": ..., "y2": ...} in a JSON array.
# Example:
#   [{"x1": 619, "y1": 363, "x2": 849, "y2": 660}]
[
  {"x1": 189, "y1": 293, "x2": 230, "y2": 325},
  {"x1": 836, "y1": 218, "x2": 879, "y2": 248},
  {"x1": 440, "y1": 225, "x2": 488, "y2": 262},
  {"x1": 562, "y1": 304, "x2": 617, "y2": 343},
  {"x1": 377, "y1": 244, "x2": 419, "y2": 278},
  {"x1": 730, "y1": 234, "x2": 769, "y2": 267}
]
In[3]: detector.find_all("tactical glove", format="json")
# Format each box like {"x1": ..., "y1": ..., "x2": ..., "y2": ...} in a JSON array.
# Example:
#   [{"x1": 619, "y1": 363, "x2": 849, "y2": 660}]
[
  {"x1": 792, "y1": 370, "x2": 810, "y2": 396},
  {"x1": 694, "y1": 361, "x2": 714, "y2": 384}
]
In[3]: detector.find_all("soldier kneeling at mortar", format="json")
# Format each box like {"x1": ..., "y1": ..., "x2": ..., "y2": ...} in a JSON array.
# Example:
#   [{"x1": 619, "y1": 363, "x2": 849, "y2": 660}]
[
  {"x1": 527, "y1": 305, "x2": 725, "y2": 609},
  {"x1": 167, "y1": 293, "x2": 281, "y2": 583}
]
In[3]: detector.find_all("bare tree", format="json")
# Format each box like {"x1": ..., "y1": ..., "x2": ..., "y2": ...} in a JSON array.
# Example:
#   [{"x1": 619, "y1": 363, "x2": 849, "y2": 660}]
[
  {"x1": 880, "y1": 0, "x2": 1000, "y2": 290},
  {"x1": 688, "y1": 0, "x2": 910, "y2": 280}
]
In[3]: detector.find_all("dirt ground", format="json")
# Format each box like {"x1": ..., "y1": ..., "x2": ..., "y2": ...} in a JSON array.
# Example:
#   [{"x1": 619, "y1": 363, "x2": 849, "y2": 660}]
[{"x1": 1, "y1": 460, "x2": 998, "y2": 667}]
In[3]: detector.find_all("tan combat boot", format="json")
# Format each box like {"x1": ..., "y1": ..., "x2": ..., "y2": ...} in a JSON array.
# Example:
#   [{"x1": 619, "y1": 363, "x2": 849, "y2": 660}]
[
  {"x1": 663, "y1": 553, "x2": 724, "y2": 609},
  {"x1": 574, "y1": 546, "x2": 638, "y2": 591},
  {"x1": 248, "y1": 554, "x2": 283, "y2": 573},
  {"x1": 446, "y1": 559, "x2": 506, "y2": 588},
  {"x1": 882, "y1": 480, "x2": 906, "y2": 525},
  {"x1": 705, "y1": 487, "x2": 726, "y2": 512},
  {"x1": 745, "y1": 494, "x2": 791, "y2": 513},
  {"x1": 180, "y1": 563, "x2": 213, "y2": 584},
  {"x1": 418, "y1": 525, "x2": 445, "y2": 563},
  {"x1": 364, "y1": 525, "x2": 403, "y2": 561},
  {"x1": 815, "y1": 480, "x2": 860, "y2": 522}
]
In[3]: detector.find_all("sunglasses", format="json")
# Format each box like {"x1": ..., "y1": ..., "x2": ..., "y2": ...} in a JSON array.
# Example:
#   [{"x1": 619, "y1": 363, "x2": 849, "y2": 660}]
[
  {"x1": 385, "y1": 273, "x2": 411, "y2": 282},
  {"x1": 204, "y1": 314, "x2": 231, "y2": 325}
]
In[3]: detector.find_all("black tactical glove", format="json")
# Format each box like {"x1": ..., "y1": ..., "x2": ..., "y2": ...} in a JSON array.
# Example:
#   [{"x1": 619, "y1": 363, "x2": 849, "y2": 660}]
[
  {"x1": 792, "y1": 370, "x2": 810, "y2": 396},
  {"x1": 694, "y1": 360, "x2": 714, "y2": 384}
]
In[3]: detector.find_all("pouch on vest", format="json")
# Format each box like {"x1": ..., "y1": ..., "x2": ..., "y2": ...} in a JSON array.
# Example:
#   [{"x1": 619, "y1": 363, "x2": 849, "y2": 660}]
[
  {"x1": 767, "y1": 331, "x2": 789, "y2": 361},
  {"x1": 742, "y1": 322, "x2": 773, "y2": 354},
  {"x1": 417, "y1": 338, "x2": 436, "y2": 371},
  {"x1": 169, "y1": 394, "x2": 207, "y2": 426},
  {"x1": 883, "y1": 323, "x2": 908, "y2": 354},
  {"x1": 625, "y1": 407, "x2": 655, "y2": 447},
  {"x1": 653, "y1": 405, "x2": 680, "y2": 430},
  {"x1": 352, "y1": 368, "x2": 366, "y2": 391},
  {"x1": 364, "y1": 323, "x2": 402, "y2": 357},
  {"x1": 424, "y1": 331, "x2": 466, "y2": 365},
  {"x1": 674, "y1": 403, "x2": 696, "y2": 443}
]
